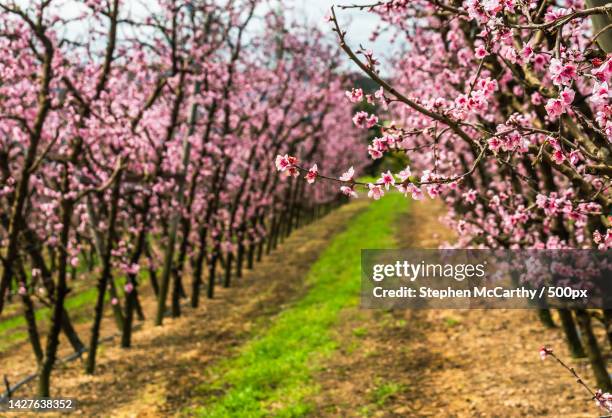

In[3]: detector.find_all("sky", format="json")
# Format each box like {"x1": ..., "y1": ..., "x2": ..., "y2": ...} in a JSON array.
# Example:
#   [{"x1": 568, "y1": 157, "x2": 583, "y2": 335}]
[
  {"x1": 289, "y1": 0, "x2": 395, "y2": 55},
  {"x1": 10, "y1": 0, "x2": 397, "y2": 70}
]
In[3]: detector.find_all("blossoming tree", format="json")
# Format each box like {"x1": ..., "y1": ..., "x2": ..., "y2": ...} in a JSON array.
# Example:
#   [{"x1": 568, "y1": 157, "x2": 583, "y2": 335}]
[
  {"x1": 275, "y1": 0, "x2": 612, "y2": 408},
  {"x1": 0, "y1": 0, "x2": 363, "y2": 397}
]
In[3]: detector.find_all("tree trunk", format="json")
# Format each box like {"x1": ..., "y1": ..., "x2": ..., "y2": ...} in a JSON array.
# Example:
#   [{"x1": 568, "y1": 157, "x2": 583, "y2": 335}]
[
  {"x1": 603, "y1": 309, "x2": 612, "y2": 349},
  {"x1": 61, "y1": 309, "x2": 86, "y2": 353},
  {"x1": 155, "y1": 81, "x2": 197, "y2": 325},
  {"x1": 537, "y1": 308, "x2": 556, "y2": 329},
  {"x1": 575, "y1": 309, "x2": 612, "y2": 392},
  {"x1": 171, "y1": 265, "x2": 182, "y2": 318},
  {"x1": 208, "y1": 250, "x2": 219, "y2": 299},
  {"x1": 191, "y1": 228, "x2": 207, "y2": 308},
  {"x1": 558, "y1": 309, "x2": 586, "y2": 358},
  {"x1": 22, "y1": 293, "x2": 44, "y2": 366},
  {"x1": 86, "y1": 172, "x2": 122, "y2": 374},
  {"x1": 587, "y1": 0, "x2": 612, "y2": 52},
  {"x1": 224, "y1": 252, "x2": 234, "y2": 288},
  {"x1": 39, "y1": 190, "x2": 73, "y2": 396}
]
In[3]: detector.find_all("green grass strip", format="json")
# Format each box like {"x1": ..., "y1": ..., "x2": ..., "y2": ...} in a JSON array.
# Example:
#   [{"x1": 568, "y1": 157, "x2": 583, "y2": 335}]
[
  {"x1": 0, "y1": 287, "x2": 99, "y2": 351},
  {"x1": 0, "y1": 269, "x2": 150, "y2": 352},
  {"x1": 193, "y1": 194, "x2": 407, "y2": 418}
]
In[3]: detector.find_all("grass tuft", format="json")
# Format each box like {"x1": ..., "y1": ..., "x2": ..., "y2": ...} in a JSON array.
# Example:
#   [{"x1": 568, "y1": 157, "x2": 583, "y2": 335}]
[{"x1": 191, "y1": 194, "x2": 408, "y2": 417}]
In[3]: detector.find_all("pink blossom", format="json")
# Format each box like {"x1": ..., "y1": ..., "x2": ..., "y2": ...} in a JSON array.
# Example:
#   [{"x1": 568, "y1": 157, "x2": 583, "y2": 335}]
[
  {"x1": 374, "y1": 87, "x2": 385, "y2": 100},
  {"x1": 545, "y1": 8, "x2": 569, "y2": 22},
  {"x1": 594, "y1": 229, "x2": 612, "y2": 249},
  {"x1": 125, "y1": 263, "x2": 140, "y2": 275},
  {"x1": 521, "y1": 43, "x2": 534, "y2": 61},
  {"x1": 286, "y1": 166, "x2": 299, "y2": 178},
  {"x1": 545, "y1": 88, "x2": 574, "y2": 119},
  {"x1": 549, "y1": 58, "x2": 577, "y2": 86},
  {"x1": 539, "y1": 346, "x2": 552, "y2": 360},
  {"x1": 482, "y1": 0, "x2": 502, "y2": 13},
  {"x1": 569, "y1": 150, "x2": 583, "y2": 166},
  {"x1": 340, "y1": 185, "x2": 358, "y2": 198},
  {"x1": 531, "y1": 92, "x2": 543, "y2": 105},
  {"x1": 474, "y1": 45, "x2": 488, "y2": 59},
  {"x1": 545, "y1": 98, "x2": 564, "y2": 119},
  {"x1": 536, "y1": 193, "x2": 561, "y2": 216},
  {"x1": 455, "y1": 94, "x2": 468, "y2": 109},
  {"x1": 560, "y1": 88, "x2": 575, "y2": 105},
  {"x1": 427, "y1": 185, "x2": 441, "y2": 198},
  {"x1": 397, "y1": 166, "x2": 412, "y2": 182},
  {"x1": 592, "y1": 58, "x2": 612, "y2": 82},
  {"x1": 591, "y1": 81, "x2": 610, "y2": 106},
  {"x1": 500, "y1": 45, "x2": 518, "y2": 64},
  {"x1": 463, "y1": 189, "x2": 478, "y2": 204},
  {"x1": 488, "y1": 136, "x2": 502, "y2": 152},
  {"x1": 353, "y1": 112, "x2": 378, "y2": 129},
  {"x1": 124, "y1": 282, "x2": 134, "y2": 294},
  {"x1": 275, "y1": 154, "x2": 298, "y2": 172},
  {"x1": 552, "y1": 149, "x2": 565, "y2": 165},
  {"x1": 594, "y1": 230, "x2": 603, "y2": 244},
  {"x1": 406, "y1": 184, "x2": 424, "y2": 200},
  {"x1": 366, "y1": 114, "x2": 379, "y2": 128},
  {"x1": 378, "y1": 170, "x2": 395, "y2": 190},
  {"x1": 594, "y1": 390, "x2": 612, "y2": 412},
  {"x1": 305, "y1": 164, "x2": 318, "y2": 184},
  {"x1": 339, "y1": 166, "x2": 355, "y2": 182},
  {"x1": 512, "y1": 85, "x2": 523, "y2": 97},
  {"x1": 368, "y1": 145, "x2": 383, "y2": 159},
  {"x1": 367, "y1": 183, "x2": 385, "y2": 200},
  {"x1": 352, "y1": 111, "x2": 369, "y2": 128},
  {"x1": 345, "y1": 88, "x2": 364, "y2": 103},
  {"x1": 547, "y1": 136, "x2": 561, "y2": 150}
]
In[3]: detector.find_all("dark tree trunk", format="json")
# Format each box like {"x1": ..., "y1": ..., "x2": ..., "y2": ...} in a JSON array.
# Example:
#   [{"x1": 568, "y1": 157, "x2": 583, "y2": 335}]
[
  {"x1": 86, "y1": 172, "x2": 122, "y2": 374},
  {"x1": 575, "y1": 309, "x2": 612, "y2": 392},
  {"x1": 39, "y1": 188, "x2": 73, "y2": 396},
  {"x1": 247, "y1": 240, "x2": 255, "y2": 270},
  {"x1": 603, "y1": 309, "x2": 612, "y2": 349},
  {"x1": 223, "y1": 252, "x2": 233, "y2": 288},
  {"x1": 171, "y1": 265, "x2": 182, "y2": 318},
  {"x1": 558, "y1": 309, "x2": 586, "y2": 358},
  {"x1": 22, "y1": 293, "x2": 43, "y2": 365},
  {"x1": 208, "y1": 250, "x2": 219, "y2": 299},
  {"x1": 16, "y1": 264, "x2": 43, "y2": 365},
  {"x1": 236, "y1": 238, "x2": 245, "y2": 278},
  {"x1": 191, "y1": 228, "x2": 207, "y2": 308},
  {"x1": 144, "y1": 241, "x2": 160, "y2": 297},
  {"x1": 121, "y1": 285, "x2": 136, "y2": 348},
  {"x1": 537, "y1": 308, "x2": 556, "y2": 328},
  {"x1": 61, "y1": 309, "x2": 85, "y2": 353}
]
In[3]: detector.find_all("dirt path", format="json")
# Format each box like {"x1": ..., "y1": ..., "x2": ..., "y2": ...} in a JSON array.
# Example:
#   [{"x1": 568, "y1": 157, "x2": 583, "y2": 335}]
[
  {"x1": 312, "y1": 200, "x2": 598, "y2": 417},
  {"x1": 1, "y1": 200, "x2": 369, "y2": 417},
  {"x1": 2, "y1": 198, "x2": 603, "y2": 417}
]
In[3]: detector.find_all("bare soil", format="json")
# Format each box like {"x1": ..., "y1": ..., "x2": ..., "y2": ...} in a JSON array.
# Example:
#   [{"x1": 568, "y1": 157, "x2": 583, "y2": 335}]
[
  {"x1": 0, "y1": 200, "x2": 369, "y2": 417},
  {"x1": 312, "y1": 200, "x2": 600, "y2": 417},
  {"x1": 2, "y1": 199, "x2": 605, "y2": 417}
]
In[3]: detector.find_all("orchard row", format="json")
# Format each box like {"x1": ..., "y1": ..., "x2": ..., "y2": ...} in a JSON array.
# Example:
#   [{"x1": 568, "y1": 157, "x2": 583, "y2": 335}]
[
  {"x1": 0, "y1": 0, "x2": 363, "y2": 397},
  {"x1": 280, "y1": 1, "x2": 612, "y2": 413}
]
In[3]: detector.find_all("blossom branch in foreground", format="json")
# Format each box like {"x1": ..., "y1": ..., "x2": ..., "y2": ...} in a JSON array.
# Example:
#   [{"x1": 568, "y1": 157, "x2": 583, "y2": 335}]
[{"x1": 540, "y1": 347, "x2": 612, "y2": 416}]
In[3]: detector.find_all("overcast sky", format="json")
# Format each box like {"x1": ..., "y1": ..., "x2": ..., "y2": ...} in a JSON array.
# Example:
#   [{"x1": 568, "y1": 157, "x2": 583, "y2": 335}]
[
  {"x1": 11, "y1": 0, "x2": 397, "y2": 70},
  {"x1": 290, "y1": 0, "x2": 394, "y2": 53}
]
